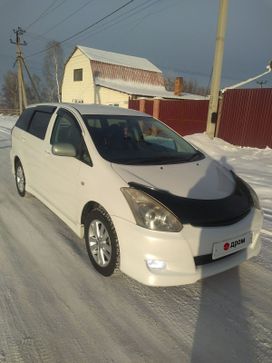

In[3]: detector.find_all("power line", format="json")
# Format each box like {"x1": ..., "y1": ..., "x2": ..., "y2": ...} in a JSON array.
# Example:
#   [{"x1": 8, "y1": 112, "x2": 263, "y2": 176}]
[
  {"x1": 25, "y1": 0, "x2": 160, "y2": 58},
  {"x1": 73, "y1": 0, "x2": 160, "y2": 44},
  {"x1": 60, "y1": 0, "x2": 135, "y2": 44},
  {"x1": 26, "y1": 0, "x2": 135, "y2": 59},
  {"x1": 25, "y1": 0, "x2": 67, "y2": 31},
  {"x1": 41, "y1": 0, "x2": 96, "y2": 36},
  {"x1": 127, "y1": 0, "x2": 179, "y2": 33},
  {"x1": 27, "y1": 0, "x2": 153, "y2": 50}
]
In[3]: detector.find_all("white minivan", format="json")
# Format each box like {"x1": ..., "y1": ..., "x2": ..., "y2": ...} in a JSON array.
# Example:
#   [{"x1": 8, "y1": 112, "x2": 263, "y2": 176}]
[{"x1": 11, "y1": 103, "x2": 263, "y2": 286}]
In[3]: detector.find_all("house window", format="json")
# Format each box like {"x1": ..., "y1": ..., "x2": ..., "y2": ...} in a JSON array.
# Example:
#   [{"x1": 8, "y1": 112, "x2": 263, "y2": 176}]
[{"x1": 73, "y1": 68, "x2": 83, "y2": 81}]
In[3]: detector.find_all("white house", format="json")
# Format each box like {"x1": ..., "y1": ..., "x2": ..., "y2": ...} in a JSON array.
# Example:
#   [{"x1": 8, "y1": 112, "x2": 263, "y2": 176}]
[{"x1": 61, "y1": 45, "x2": 201, "y2": 108}]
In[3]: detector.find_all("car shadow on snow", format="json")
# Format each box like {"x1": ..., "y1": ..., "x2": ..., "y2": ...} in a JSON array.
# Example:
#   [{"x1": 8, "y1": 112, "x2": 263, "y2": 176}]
[
  {"x1": 190, "y1": 268, "x2": 255, "y2": 363},
  {"x1": 190, "y1": 157, "x2": 256, "y2": 363}
]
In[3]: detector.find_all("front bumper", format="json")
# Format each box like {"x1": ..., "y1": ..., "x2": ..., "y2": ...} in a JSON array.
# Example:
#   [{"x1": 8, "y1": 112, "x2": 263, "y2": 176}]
[{"x1": 112, "y1": 208, "x2": 263, "y2": 286}]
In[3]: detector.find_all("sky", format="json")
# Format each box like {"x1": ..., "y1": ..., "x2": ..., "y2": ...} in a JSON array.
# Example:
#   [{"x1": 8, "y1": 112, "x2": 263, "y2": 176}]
[{"x1": 0, "y1": 0, "x2": 271, "y2": 89}]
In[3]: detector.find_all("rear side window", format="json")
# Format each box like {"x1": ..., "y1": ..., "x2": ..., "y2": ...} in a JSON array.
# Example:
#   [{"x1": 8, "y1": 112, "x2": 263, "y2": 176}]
[
  {"x1": 15, "y1": 108, "x2": 35, "y2": 131},
  {"x1": 28, "y1": 111, "x2": 52, "y2": 140}
]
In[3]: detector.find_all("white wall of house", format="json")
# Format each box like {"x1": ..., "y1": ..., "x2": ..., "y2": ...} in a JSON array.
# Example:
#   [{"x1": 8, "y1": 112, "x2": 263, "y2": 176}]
[
  {"x1": 62, "y1": 49, "x2": 95, "y2": 103},
  {"x1": 95, "y1": 86, "x2": 129, "y2": 108}
]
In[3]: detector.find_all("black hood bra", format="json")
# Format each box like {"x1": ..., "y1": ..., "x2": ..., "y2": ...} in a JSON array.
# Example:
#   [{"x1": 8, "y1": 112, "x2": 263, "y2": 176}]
[{"x1": 129, "y1": 174, "x2": 253, "y2": 227}]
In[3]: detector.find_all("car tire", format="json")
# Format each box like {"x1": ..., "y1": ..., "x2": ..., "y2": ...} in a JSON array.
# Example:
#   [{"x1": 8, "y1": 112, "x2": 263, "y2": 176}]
[
  {"x1": 15, "y1": 160, "x2": 27, "y2": 197},
  {"x1": 84, "y1": 206, "x2": 120, "y2": 276}
]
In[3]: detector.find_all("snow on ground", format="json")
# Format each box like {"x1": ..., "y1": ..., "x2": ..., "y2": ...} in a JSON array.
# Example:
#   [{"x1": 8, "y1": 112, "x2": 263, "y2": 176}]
[
  {"x1": 0, "y1": 114, "x2": 17, "y2": 133},
  {"x1": 0, "y1": 114, "x2": 271, "y2": 362}
]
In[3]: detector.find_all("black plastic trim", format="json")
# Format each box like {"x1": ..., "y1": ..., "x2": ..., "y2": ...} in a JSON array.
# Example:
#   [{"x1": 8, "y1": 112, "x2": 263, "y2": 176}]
[
  {"x1": 128, "y1": 175, "x2": 253, "y2": 227},
  {"x1": 194, "y1": 250, "x2": 242, "y2": 266},
  {"x1": 36, "y1": 105, "x2": 57, "y2": 114}
]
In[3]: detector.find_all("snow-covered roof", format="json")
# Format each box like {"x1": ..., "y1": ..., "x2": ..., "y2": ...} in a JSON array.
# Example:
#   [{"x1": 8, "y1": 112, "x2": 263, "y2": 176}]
[
  {"x1": 77, "y1": 45, "x2": 162, "y2": 73},
  {"x1": 67, "y1": 103, "x2": 148, "y2": 117},
  {"x1": 95, "y1": 78, "x2": 207, "y2": 100}
]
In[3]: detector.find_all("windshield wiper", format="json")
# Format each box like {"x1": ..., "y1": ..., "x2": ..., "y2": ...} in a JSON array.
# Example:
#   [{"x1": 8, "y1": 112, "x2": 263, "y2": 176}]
[
  {"x1": 185, "y1": 150, "x2": 204, "y2": 162},
  {"x1": 118, "y1": 156, "x2": 189, "y2": 165},
  {"x1": 113, "y1": 152, "x2": 204, "y2": 165},
  {"x1": 123, "y1": 158, "x2": 159, "y2": 165}
]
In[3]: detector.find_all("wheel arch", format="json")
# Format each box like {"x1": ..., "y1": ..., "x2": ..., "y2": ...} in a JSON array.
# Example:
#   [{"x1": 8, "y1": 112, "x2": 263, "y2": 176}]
[
  {"x1": 13, "y1": 155, "x2": 22, "y2": 176},
  {"x1": 14, "y1": 155, "x2": 21, "y2": 168},
  {"x1": 81, "y1": 201, "x2": 100, "y2": 226}
]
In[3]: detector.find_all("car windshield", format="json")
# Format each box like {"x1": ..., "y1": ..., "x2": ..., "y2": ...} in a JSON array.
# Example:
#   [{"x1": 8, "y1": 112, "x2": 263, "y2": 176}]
[{"x1": 82, "y1": 115, "x2": 204, "y2": 165}]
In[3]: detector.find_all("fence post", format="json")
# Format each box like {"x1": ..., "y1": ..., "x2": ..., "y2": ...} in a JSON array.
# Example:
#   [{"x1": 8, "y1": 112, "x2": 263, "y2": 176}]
[
  {"x1": 139, "y1": 99, "x2": 146, "y2": 113},
  {"x1": 153, "y1": 98, "x2": 160, "y2": 119},
  {"x1": 215, "y1": 95, "x2": 224, "y2": 137}
]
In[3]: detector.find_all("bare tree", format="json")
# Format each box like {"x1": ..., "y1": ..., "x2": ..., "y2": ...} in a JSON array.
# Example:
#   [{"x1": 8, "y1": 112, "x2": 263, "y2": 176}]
[
  {"x1": 1, "y1": 71, "x2": 46, "y2": 112},
  {"x1": 43, "y1": 40, "x2": 64, "y2": 102},
  {"x1": 164, "y1": 77, "x2": 209, "y2": 96},
  {"x1": 0, "y1": 71, "x2": 18, "y2": 111},
  {"x1": 26, "y1": 74, "x2": 46, "y2": 104}
]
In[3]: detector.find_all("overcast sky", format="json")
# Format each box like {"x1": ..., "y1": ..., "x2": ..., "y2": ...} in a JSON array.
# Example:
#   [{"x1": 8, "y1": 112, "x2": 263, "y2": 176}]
[{"x1": 0, "y1": 0, "x2": 271, "y2": 88}]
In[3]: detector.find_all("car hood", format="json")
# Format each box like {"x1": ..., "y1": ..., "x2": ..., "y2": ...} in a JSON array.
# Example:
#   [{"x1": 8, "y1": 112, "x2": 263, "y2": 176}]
[{"x1": 111, "y1": 156, "x2": 235, "y2": 200}]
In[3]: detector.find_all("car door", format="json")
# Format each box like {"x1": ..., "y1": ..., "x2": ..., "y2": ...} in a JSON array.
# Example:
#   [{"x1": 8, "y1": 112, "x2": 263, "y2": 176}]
[
  {"x1": 14, "y1": 106, "x2": 56, "y2": 193},
  {"x1": 42, "y1": 108, "x2": 92, "y2": 225}
]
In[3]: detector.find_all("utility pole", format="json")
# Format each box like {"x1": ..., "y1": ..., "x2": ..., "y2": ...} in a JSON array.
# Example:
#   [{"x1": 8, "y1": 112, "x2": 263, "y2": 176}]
[
  {"x1": 22, "y1": 57, "x2": 41, "y2": 102},
  {"x1": 10, "y1": 27, "x2": 28, "y2": 113},
  {"x1": 206, "y1": 0, "x2": 229, "y2": 138}
]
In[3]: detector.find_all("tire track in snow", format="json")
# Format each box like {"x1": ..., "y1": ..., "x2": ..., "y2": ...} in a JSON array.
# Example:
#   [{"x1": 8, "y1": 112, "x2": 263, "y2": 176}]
[{"x1": 0, "y1": 126, "x2": 11, "y2": 135}]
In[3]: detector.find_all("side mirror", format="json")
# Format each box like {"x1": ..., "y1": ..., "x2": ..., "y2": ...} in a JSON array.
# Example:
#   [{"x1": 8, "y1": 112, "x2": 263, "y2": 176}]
[{"x1": 52, "y1": 143, "x2": 77, "y2": 157}]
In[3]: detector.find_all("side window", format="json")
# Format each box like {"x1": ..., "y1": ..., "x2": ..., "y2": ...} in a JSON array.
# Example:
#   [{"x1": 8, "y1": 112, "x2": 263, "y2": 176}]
[
  {"x1": 28, "y1": 111, "x2": 52, "y2": 140},
  {"x1": 73, "y1": 68, "x2": 83, "y2": 81},
  {"x1": 15, "y1": 108, "x2": 35, "y2": 131},
  {"x1": 51, "y1": 111, "x2": 92, "y2": 166},
  {"x1": 83, "y1": 117, "x2": 102, "y2": 129}
]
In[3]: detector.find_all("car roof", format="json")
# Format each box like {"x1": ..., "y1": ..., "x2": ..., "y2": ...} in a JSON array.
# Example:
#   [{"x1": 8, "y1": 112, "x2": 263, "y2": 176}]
[{"x1": 27, "y1": 102, "x2": 150, "y2": 117}]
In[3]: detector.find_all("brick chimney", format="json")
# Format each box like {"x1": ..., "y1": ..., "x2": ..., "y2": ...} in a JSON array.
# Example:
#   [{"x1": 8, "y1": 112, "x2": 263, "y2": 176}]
[{"x1": 174, "y1": 77, "x2": 183, "y2": 96}]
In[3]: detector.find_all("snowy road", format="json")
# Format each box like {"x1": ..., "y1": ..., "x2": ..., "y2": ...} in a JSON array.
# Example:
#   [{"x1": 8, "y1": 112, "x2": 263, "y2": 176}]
[{"x1": 0, "y1": 120, "x2": 271, "y2": 362}]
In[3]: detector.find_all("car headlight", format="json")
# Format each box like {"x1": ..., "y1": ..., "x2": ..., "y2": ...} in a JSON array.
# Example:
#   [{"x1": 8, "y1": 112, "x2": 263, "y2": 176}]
[{"x1": 121, "y1": 187, "x2": 182, "y2": 232}]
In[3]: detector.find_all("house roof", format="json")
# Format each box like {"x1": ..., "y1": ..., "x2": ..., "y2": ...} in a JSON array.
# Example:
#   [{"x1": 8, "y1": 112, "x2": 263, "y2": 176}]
[
  {"x1": 95, "y1": 78, "x2": 207, "y2": 100},
  {"x1": 77, "y1": 45, "x2": 162, "y2": 73}
]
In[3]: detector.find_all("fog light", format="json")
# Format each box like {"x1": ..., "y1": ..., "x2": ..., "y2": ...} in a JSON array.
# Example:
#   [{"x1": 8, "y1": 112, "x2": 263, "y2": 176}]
[{"x1": 146, "y1": 259, "x2": 166, "y2": 270}]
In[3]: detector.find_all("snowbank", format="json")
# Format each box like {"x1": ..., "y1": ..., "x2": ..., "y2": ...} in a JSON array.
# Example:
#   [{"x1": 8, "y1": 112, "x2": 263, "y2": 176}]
[{"x1": 0, "y1": 114, "x2": 18, "y2": 131}]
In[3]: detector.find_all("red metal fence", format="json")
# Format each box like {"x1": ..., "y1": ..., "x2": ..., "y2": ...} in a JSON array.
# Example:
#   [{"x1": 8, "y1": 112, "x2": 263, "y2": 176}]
[
  {"x1": 217, "y1": 89, "x2": 272, "y2": 148},
  {"x1": 159, "y1": 100, "x2": 208, "y2": 135},
  {"x1": 129, "y1": 99, "x2": 209, "y2": 136},
  {"x1": 130, "y1": 89, "x2": 272, "y2": 148}
]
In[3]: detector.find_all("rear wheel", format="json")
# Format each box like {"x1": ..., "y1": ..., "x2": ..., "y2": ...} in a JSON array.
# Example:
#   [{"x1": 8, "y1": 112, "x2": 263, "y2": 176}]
[
  {"x1": 84, "y1": 206, "x2": 119, "y2": 276},
  {"x1": 15, "y1": 160, "x2": 26, "y2": 197}
]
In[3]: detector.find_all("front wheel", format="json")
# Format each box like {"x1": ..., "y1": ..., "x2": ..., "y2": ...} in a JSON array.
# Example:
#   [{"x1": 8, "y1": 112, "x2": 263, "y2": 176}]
[
  {"x1": 15, "y1": 160, "x2": 27, "y2": 197},
  {"x1": 84, "y1": 206, "x2": 119, "y2": 276}
]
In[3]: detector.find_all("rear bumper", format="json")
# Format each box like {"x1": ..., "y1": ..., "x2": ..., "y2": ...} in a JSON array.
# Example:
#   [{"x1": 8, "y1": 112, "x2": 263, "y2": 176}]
[{"x1": 112, "y1": 208, "x2": 263, "y2": 286}]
